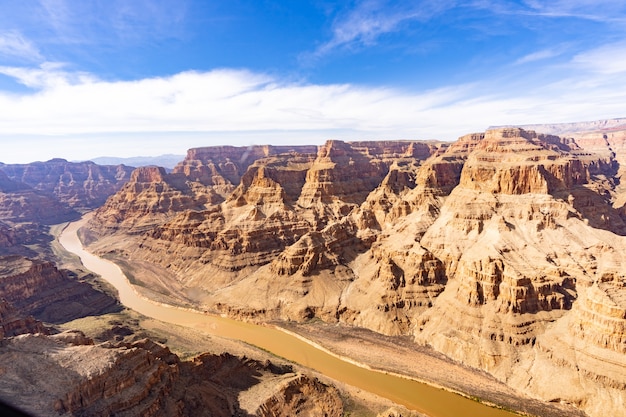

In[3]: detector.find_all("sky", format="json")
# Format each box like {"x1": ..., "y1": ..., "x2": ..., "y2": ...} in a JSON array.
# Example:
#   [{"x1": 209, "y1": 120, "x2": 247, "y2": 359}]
[{"x1": 1, "y1": 0, "x2": 626, "y2": 163}]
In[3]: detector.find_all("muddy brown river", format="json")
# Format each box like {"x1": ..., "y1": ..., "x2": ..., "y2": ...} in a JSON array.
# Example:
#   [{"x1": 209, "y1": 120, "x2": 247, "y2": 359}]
[{"x1": 59, "y1": 216, "x2": 517, "y2": 417}]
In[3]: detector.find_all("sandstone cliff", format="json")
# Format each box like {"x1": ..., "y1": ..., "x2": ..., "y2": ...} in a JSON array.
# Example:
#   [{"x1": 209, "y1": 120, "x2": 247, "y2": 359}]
[
  {"x1": 0, "y1": 169, "x2": 77, "y2": 225},
  {"x1": 0, "y1": 159, "x2": 135, "y2": 261},
  {"x1": 0, "y1": 159, "x2": 133, "y2": 211},
  {"x1": 0, "y1": 255, "x2": 119, "y2": 323},
  {"x1": 88, "y1": 140, "x2": 439, "y2": 321},
  {"x1": 86, "y1": 131, "x2": 626, "y2": 417},
  {"x1": 412, "y1": 128, "x2": 626, "y2": 416},
  {"x1": 0, "y1": 299, "x2": 48, "y2": 338},
  {"x1": 0, "y1": 331, "x2": 343, "y2": 417}
]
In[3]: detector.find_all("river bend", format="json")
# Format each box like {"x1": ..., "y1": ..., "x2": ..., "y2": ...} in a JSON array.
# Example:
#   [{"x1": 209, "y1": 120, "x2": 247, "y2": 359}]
[{"x1": 59, "y1": 216, "x2": 515, "y2": 417}]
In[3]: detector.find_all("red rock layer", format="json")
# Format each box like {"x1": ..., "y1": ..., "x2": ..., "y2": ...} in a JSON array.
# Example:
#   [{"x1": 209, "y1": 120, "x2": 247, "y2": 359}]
[{"x1": 0, "y1": 159, "x2": 133, "y2": 210}]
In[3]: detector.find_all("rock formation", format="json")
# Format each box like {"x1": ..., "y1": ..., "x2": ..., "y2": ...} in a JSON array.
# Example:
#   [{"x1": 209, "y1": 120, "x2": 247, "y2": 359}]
[
  {"x1": 0, "y1": 299, "x2": 48, "y2": 338},
  {"x1": 0, "y1": 169, "x2": 77, "y2": 225},
  {"x1": 86, "y1": 129, "x2": 626, "y2": 417},
  {"x1": 0, "y1": 159, "x2": 135, "y2": 260},
  {"x1": 0, "y1": 255, "x2": 119, "y2": 323},
  {"x1": 0, "y1": 159, "x2": 134, "y2": 211},
  {"x1": 0, "y1": 330, "x2": 343, "y2": 417}
]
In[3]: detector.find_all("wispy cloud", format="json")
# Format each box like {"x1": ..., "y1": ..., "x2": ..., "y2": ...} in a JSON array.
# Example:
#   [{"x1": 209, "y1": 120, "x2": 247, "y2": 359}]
[
  {"x1": 571, "y1": 41, "x2": 626, "y2": 75},
  {"x1": 0, "y1": 62, "x2": 96, "y2": 89},
  {"x1": 515, "y1": 47, "x2": 564, "y2": 65},
  {"x1": 0, "y1": 31, "x2": 43, "y2": 62},
  {"x1": 521, "y1": 0, "x2": 626, "y2": 21},
  {"x1": 305, "y1": 0, "x2": 455, "y2": 60},
  {"x1": 35, "y1": 0, "x2": 188, "y2": 46}
]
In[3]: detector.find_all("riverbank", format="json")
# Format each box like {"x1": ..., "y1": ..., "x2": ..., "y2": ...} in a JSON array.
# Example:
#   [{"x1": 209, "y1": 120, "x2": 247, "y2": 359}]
[{"x1": 275, "y1": 321, "x2": 586, "y2": 417}]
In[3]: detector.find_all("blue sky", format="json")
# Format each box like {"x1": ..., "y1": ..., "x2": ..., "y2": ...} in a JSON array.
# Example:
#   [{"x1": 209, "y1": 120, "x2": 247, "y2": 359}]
[{"x1": 1, "y1": 0, "x2": 626, "y2": 163}]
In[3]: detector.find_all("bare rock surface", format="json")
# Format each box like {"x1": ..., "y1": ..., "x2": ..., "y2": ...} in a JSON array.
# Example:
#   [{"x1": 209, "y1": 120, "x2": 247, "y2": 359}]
[
  {"x1": 0, "y1": 159, "x2": 133, "y2": 211},
  {"x1": 0, "y1": 169, "x2": 77, "y2": 225},
  {"x1": 0, "y1": 255, "x2": 119, "y2": 323},
  {"x1": 0, "y1": 331, "x2": 343, "y2": 417},
  {"x1": 0, "y1": 159, "x2": 134, "y2": 260},
  {"x1": 86, "y1": 130, "x2": 626, "y2": 417},
  {"x1": 0, "y1": 299, "x2": 48, "y2": 338}
]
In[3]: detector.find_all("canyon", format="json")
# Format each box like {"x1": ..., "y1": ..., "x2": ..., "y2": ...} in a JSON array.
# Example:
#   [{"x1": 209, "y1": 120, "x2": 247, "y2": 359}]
[{"x1": 1, "y1": 120, "x2": 626, "y2": 417}]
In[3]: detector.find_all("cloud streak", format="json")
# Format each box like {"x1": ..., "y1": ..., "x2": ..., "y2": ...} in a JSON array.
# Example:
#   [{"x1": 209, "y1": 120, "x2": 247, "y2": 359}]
[
  {"x1": 306, "y1": 0, "x2": 454, "y2": 60},
  {"x1": 0, "y1": 31, "x2": 43, "y2": 62},
  {"x1": 521, "y1": 0, "x2": 626, "y2": 21}
]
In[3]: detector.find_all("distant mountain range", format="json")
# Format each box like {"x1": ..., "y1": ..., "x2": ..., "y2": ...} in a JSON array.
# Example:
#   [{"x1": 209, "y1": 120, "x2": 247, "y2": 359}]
[
  {"x1": 89, "y1": 154, "x2": 185, "y2": 170},
  {"x1": 491, "y1": 117, "x2": 626, "y2": 135}
]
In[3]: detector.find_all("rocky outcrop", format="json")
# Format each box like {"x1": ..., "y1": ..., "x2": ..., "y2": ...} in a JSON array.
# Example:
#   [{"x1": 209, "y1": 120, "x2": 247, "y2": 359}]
[
  {"x1": 173, "y1": 145, "x2": 317, "y2": 192},
  {"x1": 297, "y1": 140, "x2": 389, "y2": 222},
  {"x1": 0, "y1": 299, "x2": 48, "y2": 338},
  {"x1": 89, "y1": 140, "x2": 438, "y2": 289},
  {"x1": 0, "y1": 169, "x2": 77, "y2": 225},
  {"x1": 91, "y1": 166, "x2": 224, "y2": 234},
  {"x1": 0, "y1": 332, "x2": 344, "y2": 417},
  {"x1": 0, "y1": 333, "x2": 178, "y2": 417},
  {"x1": 411, "y1": 128, "x2": 626, "y2": 417},
  {"x1": 257, "y1": 375, "x2": 343, "y2": 417},
  {"x1": 0, "y1": 159, "x2": 133, "y2": 210},
  {"x1": 0, "y1": 255, "x2": 119, "y2": 323}
]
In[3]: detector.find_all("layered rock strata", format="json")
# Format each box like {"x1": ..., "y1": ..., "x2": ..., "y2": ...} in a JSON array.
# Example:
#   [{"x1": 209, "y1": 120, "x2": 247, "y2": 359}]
[
  {"x1": 0, "y1": 169, "x2": 77, "y2": 225},
  {"x1": 0, "y1": 300, "x2": 48, "y2": 338},
  {"x1": 0, "y1": 159, "x2": 133, "y2": 210},
  {"x1": 0, "y1": 331, "x2": 343, "y2": 417},
  {"x1": 87, "y1": 130, "x2": 626, "y2": 417},
  {"x1": 0, "y1": 255, "x2": 119, "y2": 323}
]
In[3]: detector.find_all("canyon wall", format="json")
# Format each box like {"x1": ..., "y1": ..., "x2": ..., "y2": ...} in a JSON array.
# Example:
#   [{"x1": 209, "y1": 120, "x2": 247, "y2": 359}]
[
  {"x1": 0, "y1": 159, "x2": 134, "y2": 211},
  {"x1": 0, "y1": 255, "x2": 119, "y2": 323},
  {"x1": 0, "y1": 329, "x2": 343, "y2": 417},
  {"x1": 87, "y1": 131, "x2": 626, "y2": 417}
]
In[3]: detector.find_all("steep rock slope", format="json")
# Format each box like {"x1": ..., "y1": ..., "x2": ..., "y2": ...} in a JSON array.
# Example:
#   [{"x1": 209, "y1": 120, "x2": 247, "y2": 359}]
[
  {"x1": 0, "y1": 255, "x2": 119, "y2": 323},
  {"x1": 413, "y1": 128, "x2": 626, "y2": 416},
  {"x1": 0, "y1": 169, "x2": 77, "y2": 225},
  {"x1": 89, "y1": 140, "x2": 440, "y2": 321},
  {"x1": 0, "y1": 159, "x2": 134, "y2": 259},
  {"x1": 0, "y1": 159, "x2": 133, "y2": 210},
  {"x1": 0, "y1": 299, "x2": 48, "y2": 338},
  {"x1": 86, "y1": 130, "x2": 626, "y2": 417},
  {"x1": 0, "y1": 331, "x2": 343, "y2": 417}
]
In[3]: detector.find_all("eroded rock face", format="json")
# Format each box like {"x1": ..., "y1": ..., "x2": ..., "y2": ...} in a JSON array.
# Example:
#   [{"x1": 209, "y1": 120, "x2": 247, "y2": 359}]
[
  {"x1": 0, "y1": 255, "x2": 119, "y2": 323},
  {"x1": 0, "y1": 300, "x2": 48, "y2": 338},
  {"x1": 0, "y1": 159, "x2": 133, "y2": 211},
  {"x1": 92, "y1": 166, "x2": 224, "y2": 234},
  {"x1": 0, "y1": 332, "x2": 343, "y2": 417},
  {"x1": 412, "y1": 128, "x2": 626, "y2": 416},
  {"x1": 257, "y1": 375, "x2": 343, "y2": 417},
  {"x1": 89, "y1": 140, "x2": 438, "y2": 291},
  {"x1": 86, "y1": 130, "x2": 626, "y2": 417},
  {"x1": 0, "y1": 169, "x2": 77, "y2": 225}
]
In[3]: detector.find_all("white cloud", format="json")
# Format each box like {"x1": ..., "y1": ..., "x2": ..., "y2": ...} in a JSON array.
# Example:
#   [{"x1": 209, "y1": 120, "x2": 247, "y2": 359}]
[
  {"x1": 0, "y1": 31, "x2": 43, "y2": 62},
  {"x1": 515, "y1": 48, "x2": 561, "y2": 65},
  {"x1": 3, "y1": 33, "x2": 626, "y2": 164},
  {"x1": 306, "y1": 0, "x2": 454, "y2": 59},
  {"x1": 572, "y1": 42, "x2": 626, "y2": 75},
  {"x1": 0, "y1": 58, "x2": 624, "y2": 157},
  {"x1": 521, "y1": 0, "x2": 626, "y2": 21},
  {"x1": 34, "y1": 0, "x2": 188, "y2": 46}
]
